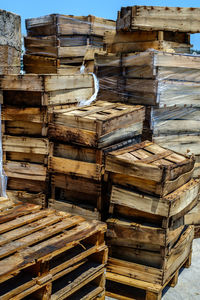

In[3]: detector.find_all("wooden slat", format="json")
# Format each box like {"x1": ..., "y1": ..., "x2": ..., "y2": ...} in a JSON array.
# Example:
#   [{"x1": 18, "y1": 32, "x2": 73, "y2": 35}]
[{"x1": 0, "y1": 215, "x2": 84, "y2": 259}]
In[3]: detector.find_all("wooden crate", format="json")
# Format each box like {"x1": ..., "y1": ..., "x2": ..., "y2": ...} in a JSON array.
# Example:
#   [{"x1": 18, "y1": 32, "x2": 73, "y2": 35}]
[
  {"x1": 123, "y1": 51, "x2": 200, "y2": 81},
  {"x1": 107, "y1": 217, "x2": 185, "y2": 255},
  {"x1": 48, "y1": 142, "x2": 103, "y2": 181},
  {"x1": 49, "y1": 173, "x2": 102, "y2": 219},
  {"x1": 106, "y1": 251, "x2": 191, "y2": 300},
  {"x1": 2, "y1": 106, "x2": 48, "y2": 136},
  {"x1": 0, "y1": 203, "x2": 107, "y2": 299},
  {"x1": 95, "y1": 53, "x2": 124, "y2": 102},
  {"x1": 3, "y1": 135, "x2": 49, "y2": 194},
  {"x1": 26, "y1": 14, "x2": 115, "y2": 37},
  {"x1": 49, "y1": 101, "x2": 145, "y2": 148},
  {"x1": 109, "y1": 179, "x2": 199, "y2": 228},
  {"x1": 0, "y1": 9, "x2": 21, "y2": 51},
  {"x1": 106, "y1": 141, "x2": 195, "y2": 196},
  {"x1": 24, "y1": 35, "x2": 105, "y2": 58},
  {"x1": 104, "y1": 31, "x2": 191, "y2": 54},
  {"x1": 142, "y1": 106, "x2": 200, "y2": 160},
  {"x1": 23, "y1": 54, "x2": 95, "y2": 74},
  {"x1": 122, "y1": 52, "x2": 200, "y2": 107},
  {"x1": 0, "y1": 45, "x2": 20, "y2": 75},
  {"x1": 185, "y1": 201, "x2": 200, "y2": 239},
  {"x1": 3, "y1": 135, "x2": 49, "y2": 164},
  {"x1": 117, "y1": 6, "x2": 200, "y2": 33},
  {"x1": 6, "y1": 190, "x2": 46, "y2": 207},
  {"x1": 106, "y1": 225, "x2": 193, "y2": 298},
  {"x1": 49, "y1": 198, "x2": 101, "y2": 221},
  {"x1": 7, "y1": 177, "x2": 48, "y2": 194},
  {"x1": 0, "y1": 74, "x2": 94, "y2": 107},
  {"x1": 0, "y1": 197, "x2": 16, "y2": 213}
]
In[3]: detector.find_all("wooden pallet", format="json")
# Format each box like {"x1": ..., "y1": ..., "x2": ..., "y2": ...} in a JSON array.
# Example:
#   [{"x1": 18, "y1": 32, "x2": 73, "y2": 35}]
[
  {"x1": 0, "y1": 74, "x2": 94, "y2": 107},
  {"x1": 106, "y1": 141, "x2": 195, "y2": 196},
  {"x1": 106, "y1": 226, "x2": 193, "y2": 299},
  {"x1": 117, "y1": 5, "x2": 200, "y2": 33},
  {"x1": 109, "y1": 179, "x2": 199, "y2": 228},
  {"x1": 49, "y1": 101, "x2": 144, "y2": 148},
  {"x1": 0, "y1": 203, "x2": 107, "y2": 299}
]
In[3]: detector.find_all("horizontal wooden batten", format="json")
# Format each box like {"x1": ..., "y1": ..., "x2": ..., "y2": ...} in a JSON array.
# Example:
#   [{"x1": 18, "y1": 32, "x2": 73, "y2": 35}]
[
  {"x1": 3, "y1": 135, "x2": 49, "y2": 155},
  {"x1": 48, "y1": 156, "x2": 102, "y2": 180},
  {"x1": 0, "y1": 74, "x2": 94, "y2": 92}
]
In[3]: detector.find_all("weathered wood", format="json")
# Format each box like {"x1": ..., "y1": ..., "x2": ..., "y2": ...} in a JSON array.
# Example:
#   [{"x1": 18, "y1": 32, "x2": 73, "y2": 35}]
[
  {"x1": 0, "y1": 203, "x2": 107, "y2": 299},
  {"x1": 106, "y1": 226, "x2": 193, "y2": 293},
  {"x1": 109, "y1": 179, "x2": 199, "y2": 225},
  {"x1": 49, "y1": 101, "x2": 144, "y2": 148},
  {"x1": 48, "y1": 198, "x2": 101, "y2": 220},
  {"x1": 26, "y1": 14, "x2": 115, "y2": 37},
  {"x1": 0, "y1": 10, "x2": 21, "y2": 50},
  {"x1": 106, "y1": 141, "x2": 195, "y2": 196},
  {"x1": 117, "y1": 6, "x2": 200, "y2": 33}
]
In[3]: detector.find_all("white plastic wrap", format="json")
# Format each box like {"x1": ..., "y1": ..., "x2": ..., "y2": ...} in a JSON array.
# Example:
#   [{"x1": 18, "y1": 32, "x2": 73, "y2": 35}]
[
  {"x1": 78, "y1": 72, "x2": 99, "y2": 107},
  {"x1": 96, "y1": 50, "x2": 200, "y2": 107}
]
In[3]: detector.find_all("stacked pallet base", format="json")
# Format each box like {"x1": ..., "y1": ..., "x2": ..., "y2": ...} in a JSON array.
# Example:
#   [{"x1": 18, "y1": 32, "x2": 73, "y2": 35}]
[{"x1": 0, "y1": 201, "x2": 107, "y2": 300}]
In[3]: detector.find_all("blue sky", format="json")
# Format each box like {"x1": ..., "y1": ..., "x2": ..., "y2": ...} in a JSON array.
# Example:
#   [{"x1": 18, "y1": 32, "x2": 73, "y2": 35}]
[{"x1": 1, "y1": 0, "x2": 200, "y2": 49}]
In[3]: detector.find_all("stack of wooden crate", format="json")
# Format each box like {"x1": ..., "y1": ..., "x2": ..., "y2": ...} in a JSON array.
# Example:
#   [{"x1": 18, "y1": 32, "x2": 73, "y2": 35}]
[
  {"x1": 48, "y1": 101, "x2": 145, "y2": 219},
  {"x1": 105, "y1": 140, "x2": 198, "y2": 299},
  {"x1": 0, "y1": 201, "x2": 107, "y2": 299},
  {"x1": 23, "y1": 14, "x2": 115, "y2": 74},
  {"x1": 0, "y1": 73, "x2": 95, "y2": 204},
  {"x1": 0, "y1": 9, "x2": 21, "y2": 74},
  {"x1": 104, "y1": 6, "x2": 199, "y2": 54}
]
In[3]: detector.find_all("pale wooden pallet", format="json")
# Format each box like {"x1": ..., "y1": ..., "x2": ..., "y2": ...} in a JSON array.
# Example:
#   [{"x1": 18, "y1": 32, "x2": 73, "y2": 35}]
[{"x1": 0, "y1": 203, "x2": 107, "y2": 299}]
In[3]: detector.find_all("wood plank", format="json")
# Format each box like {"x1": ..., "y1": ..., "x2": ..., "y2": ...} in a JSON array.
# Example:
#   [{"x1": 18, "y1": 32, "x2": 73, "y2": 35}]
[
  {"x1": 0, "y1": 215, "x2": 84, "y2": 259},
  {"x1": 48, "y1": 156, "x2": 102, "y2": 180}
]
